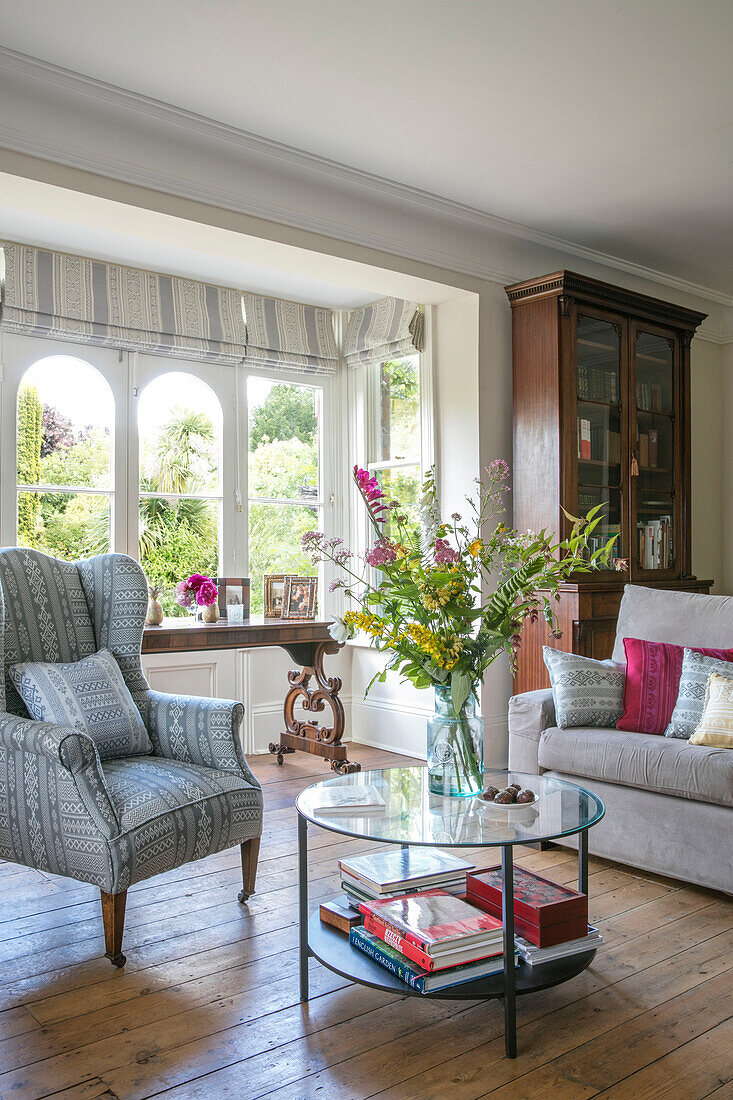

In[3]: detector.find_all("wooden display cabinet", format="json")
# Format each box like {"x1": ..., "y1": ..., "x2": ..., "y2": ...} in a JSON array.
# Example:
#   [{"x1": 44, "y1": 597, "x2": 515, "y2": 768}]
[{"x1": 505, "y1": 271, "x2": 711, "y2": 694}]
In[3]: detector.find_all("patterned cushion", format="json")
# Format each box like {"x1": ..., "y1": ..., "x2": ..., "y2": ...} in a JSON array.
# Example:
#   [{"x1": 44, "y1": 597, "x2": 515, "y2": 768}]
[
  {"x1": 542, "y1": 648, "x2": 625, "y2": 729},
  {"x1": 617, "y1": 638, "x2": 733, "y2": 735},
  {"x1": 665, "y1": 649, "x2": 733, "y2": 739},
  {"x1": 689, "y1": 673, "x2": 733, "y2": 748},
  {"x1": 8, "y1": 649, "x2": 151, "y2": 760}
]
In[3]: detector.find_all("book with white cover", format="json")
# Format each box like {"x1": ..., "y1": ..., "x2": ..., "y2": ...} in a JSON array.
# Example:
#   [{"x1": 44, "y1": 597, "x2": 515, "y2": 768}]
[
  {"x1": 312, "y1": 785, "x2": 385, "y2": 814},
  {"x1": 360, "y1": 889, "x2": 503, "y2": 956},
  {"x1": 516, "y1": 925, "x2": 603, "y2": 965},
  {"x1": 339, "y1": 848, "x2": 474, "y2": 893}
]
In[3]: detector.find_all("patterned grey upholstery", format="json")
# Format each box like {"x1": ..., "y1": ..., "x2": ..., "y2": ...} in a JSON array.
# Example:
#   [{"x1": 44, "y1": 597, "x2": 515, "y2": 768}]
[{"x1": 0, "y1": 548, "x2": 262, "y2": 895}]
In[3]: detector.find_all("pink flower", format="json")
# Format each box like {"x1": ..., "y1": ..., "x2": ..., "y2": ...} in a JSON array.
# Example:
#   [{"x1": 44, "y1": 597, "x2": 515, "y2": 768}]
[
  {"x1": 434, "y1": 538, "x2": 460, "y2": 565},
  {"x1": 354, "y1": 466, "x2": 386, "y2": 506},
  {"x1": 187, "y1": 573, "x2": 209, "y2": 592},
  {"x1": 175, "y1": 579, "x2": 194, "y2": 608},
  {"x1": 365, "y1": 539, "x2": 398, "y2": 567},
  {"x1": 195, "y1": 579, "x2": 218, "y2": 607},
  {"x1": 487, "y1": 459, "x2": 510, "y2": 480}
]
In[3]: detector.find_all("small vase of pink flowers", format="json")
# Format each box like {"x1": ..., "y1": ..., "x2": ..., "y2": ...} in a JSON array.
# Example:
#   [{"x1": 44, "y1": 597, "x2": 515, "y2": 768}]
[{"x1": 176, "y1": 574, "x2": 219, "y2": 623}]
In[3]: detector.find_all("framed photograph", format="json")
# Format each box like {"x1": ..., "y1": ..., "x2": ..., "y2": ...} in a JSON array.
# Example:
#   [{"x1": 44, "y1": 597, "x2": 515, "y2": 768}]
[
  {"x1": 264, "y1": 574, "x2": 287, "y2": 618},
  {"x1": 217, "y1": 577, "x2": 250, "y2": 622},
  {"x1": 282, "y1": 575, "x2": 318, "y2": 620}
]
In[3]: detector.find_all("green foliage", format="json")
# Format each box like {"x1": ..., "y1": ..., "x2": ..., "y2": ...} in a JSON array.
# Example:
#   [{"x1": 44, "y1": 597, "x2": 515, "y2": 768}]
[
  {"x1": 249, "y1": 384, "x2": 317, "y2": 451},
  {"x1": 248, "y1": 501, "x2": 318, "y2": 615},
  {"x1": 16, "y1": 384, "x2": 43, "y2": 543},
  {"x1": 248, "y1": 436, "x2": 318, "y2": 499},
  {"x1": 40, "y1": 429, "x2": 110, "y2": 489}
]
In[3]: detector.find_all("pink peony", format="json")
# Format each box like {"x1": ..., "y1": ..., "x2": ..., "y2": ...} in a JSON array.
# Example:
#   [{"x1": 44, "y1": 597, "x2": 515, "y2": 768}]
[{"x1": 195, "y1": 579, "x2": 218, "y2": 607}]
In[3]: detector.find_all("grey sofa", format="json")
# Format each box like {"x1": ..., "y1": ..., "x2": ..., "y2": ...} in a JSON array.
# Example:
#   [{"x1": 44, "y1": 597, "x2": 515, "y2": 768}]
[
  {"x1": 509, "y1": 584, "x2": 733, "y2": 895},
  {"x1": 0, "y1": 548, "x2": 263, "y2": 965}
]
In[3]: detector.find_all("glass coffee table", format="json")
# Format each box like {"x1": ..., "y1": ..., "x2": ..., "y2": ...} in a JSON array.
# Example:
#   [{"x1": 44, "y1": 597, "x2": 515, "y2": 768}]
[{"x1": 296, "y1": 766, "x2": 605, "y2": 1058}]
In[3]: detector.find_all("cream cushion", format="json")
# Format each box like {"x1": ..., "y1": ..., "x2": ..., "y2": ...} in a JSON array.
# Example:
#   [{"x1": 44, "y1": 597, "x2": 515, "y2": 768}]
[{"x1": 690, "y1": 673, "x2": 733, "y2": 748}]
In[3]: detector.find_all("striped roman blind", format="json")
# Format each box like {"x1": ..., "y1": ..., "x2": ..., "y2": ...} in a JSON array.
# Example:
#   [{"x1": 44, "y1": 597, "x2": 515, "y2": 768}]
[
  {"x1": 243, "y1": 292, "x2": 338, "y2": 376},
  {"x1": 0, "y1": 242, "x2": 248, "y2": 364},
  {"x1": 343, "y1": 297, "x2": 423, "y2": 369}
]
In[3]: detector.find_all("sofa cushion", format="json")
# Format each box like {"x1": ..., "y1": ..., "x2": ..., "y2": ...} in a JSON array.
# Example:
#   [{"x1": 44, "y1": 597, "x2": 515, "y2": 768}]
[
  {"x1": 690, "y1": 673, "x2": 733, "y2": 749},
  {"x1": 612, "y1": 585, "x2": 733, "y2": 664},
  {"x1": 617, "y1": 638, "x2": 733, "y2": 735},
  {"x1": 543, "y1": 647, "x2": 624, "y2": 728},
  {"x1": 537, "y1": 726, "x2": 733, "y2": 808},
  {"x1": 665, "y1": 649, "x2": 733, "y2": 739}
]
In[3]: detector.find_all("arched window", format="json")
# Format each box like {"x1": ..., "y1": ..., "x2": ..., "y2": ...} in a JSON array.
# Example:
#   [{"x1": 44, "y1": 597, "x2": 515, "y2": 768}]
[
  {"x1": 16, "y1": 356, "x2": 114, "y2": 559},
  {"x1": 138, "y1": 372, "x2": 222, "y2": 616}
]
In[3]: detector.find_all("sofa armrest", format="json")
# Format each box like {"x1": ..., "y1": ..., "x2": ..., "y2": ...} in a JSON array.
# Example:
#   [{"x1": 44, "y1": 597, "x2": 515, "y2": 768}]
[
  {"x1": 0, "y1": 713, "x2": 121, "y2": 838},
  {"x1": 508, "y1": 688, "x2": 556, "y2": 775},
  {"x1": 145, "y1": 691, "x2": 260, "y2": 788}
]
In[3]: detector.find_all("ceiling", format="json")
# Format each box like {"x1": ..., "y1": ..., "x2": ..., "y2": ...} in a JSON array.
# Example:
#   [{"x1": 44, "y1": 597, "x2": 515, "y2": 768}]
[{"x1": 1, "y1": 0, "x2": 733, "y2": 295}]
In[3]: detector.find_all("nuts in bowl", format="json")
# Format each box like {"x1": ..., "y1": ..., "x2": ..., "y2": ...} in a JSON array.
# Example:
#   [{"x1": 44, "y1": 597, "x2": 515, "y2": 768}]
[{"x1": 478, "y1": 783, "x2": 537, "y2": 807}]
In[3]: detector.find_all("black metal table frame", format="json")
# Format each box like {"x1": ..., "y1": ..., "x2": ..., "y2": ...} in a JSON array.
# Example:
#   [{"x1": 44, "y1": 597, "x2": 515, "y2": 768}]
[{"x1": 297, "y1": 808, "x2": 593, "y2": 1060}]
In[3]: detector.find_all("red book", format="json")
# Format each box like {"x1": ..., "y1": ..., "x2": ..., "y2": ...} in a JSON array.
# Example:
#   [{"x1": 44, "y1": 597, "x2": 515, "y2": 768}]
[
  {"x1": 466, "y1": 866, "x2": 588, "y2": 949},
  {"x1": 578, "y1": 418, "x2": 591, "y2": 460},
  {"x1": 358, "y1": 889, "x2": 503, "y2": 956},
  {"x1": 363, "y1": 912, "x2": 503, "y2": 972}
]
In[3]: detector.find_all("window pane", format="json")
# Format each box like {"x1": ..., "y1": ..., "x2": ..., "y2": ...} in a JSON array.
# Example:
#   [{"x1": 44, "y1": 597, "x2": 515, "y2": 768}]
[
  {"x1": 139, "y1": 373, "x2": 222, "y2": 494},
  {"x1": 248, "y1": 503, "x2": 319, "y2": 615},
  {"x1": 376, "y1": 465, "x2": 421, "y2": 541},
  {"x1": 18, "y1": 491, "x2": 110, "y2": 559},
  {"x1": 139, "y1": 497, "x2": 220, "y2": 617},
  {"x1": 375, "y1": 356, "x2": 420, "y2": 463},
  {"x1": 17, "y1": 357, "x2": 113, "y2": 490},
  {"x1": 248, "y1": 378, "x2": 320, "y2": 499}
]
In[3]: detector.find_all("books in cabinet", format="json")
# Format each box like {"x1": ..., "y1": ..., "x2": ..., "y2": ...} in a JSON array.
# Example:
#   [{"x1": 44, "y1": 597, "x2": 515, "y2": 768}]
[{"x1": 349, "y1": 927, "x2": 517, "y2": 994}]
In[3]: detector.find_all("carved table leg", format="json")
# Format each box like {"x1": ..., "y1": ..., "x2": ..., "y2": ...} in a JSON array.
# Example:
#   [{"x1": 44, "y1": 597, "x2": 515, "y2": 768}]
[{"x1": 273, "y1": 639, "x2": 360, "y2": 773}]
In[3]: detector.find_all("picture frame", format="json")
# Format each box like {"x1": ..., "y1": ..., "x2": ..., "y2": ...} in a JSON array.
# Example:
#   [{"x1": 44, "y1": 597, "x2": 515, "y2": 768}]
[
  {"x1": 282, "y1": 575, "x2": 318, "y2": 620},
  {"x1": 264, "y1": 574, "x2": 287, "y2": 618},
  {"x1": 216, "y1": 577, "x2": 250, "y2": 622}
]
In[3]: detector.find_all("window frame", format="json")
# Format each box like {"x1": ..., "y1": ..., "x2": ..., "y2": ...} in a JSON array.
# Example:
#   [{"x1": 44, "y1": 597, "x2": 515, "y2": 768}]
[
  {"x1": 348, "y1": 306, "x2": 434, "y2": 553},
  {"x1": 1, "y1": 333, "x2": 129, "y2": 553},
  {"x1": 1, "y1": 333, "x2": 340, "y2": 617}
]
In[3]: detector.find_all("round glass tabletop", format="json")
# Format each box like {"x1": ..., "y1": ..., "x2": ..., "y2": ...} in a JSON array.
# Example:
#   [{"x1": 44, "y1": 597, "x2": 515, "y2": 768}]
[{"x1": 296, "y1": 766, "x2": 604, "y2": 847}]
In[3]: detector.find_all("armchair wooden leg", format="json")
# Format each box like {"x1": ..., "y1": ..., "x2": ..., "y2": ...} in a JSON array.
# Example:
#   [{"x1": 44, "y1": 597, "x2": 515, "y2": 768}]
[
  {"x1": 238, "y1": 837, "x2": 261, "y2": 903},
  {"x1": 101, "y1": 889, "x2": 127, "y2": 967}
]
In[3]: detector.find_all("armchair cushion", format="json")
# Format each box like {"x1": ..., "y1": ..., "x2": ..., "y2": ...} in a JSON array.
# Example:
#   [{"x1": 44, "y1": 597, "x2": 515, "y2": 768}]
[
  {"x1": 103, "y1": 756, "x2": 262, "y2": 889},
  {"x1": 9, "y1": 649, "x2": 152, "y2": 760}
]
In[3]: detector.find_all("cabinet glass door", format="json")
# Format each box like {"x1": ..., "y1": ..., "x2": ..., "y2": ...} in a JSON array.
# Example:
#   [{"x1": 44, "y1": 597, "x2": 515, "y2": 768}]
[
  {"x1": 575, "y1": 315, "x2": 623, "y2": 568},
  {"x1": 632, "y1": 329, "x2": 677, "y2": 575}
]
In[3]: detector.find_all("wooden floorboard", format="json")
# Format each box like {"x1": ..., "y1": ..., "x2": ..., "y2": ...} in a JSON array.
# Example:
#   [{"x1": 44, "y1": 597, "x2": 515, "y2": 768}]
[{"x1": 0, "y1": 744, "x2": 730, "y2": 1100}]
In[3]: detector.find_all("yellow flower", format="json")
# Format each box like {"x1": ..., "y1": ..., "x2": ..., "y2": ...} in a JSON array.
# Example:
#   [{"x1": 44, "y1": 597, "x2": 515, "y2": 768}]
[{"x1": 468, "y1": 538, "x2": 483, "y2": 557}]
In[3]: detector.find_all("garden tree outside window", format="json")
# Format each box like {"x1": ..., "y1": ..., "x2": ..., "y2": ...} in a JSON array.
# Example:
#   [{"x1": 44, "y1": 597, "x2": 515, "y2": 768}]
[
  {"x1": 368, "y1": 354, "x2": 422, "y2": 539},
  {"x1": 16, "y1": 357, "x2": 114, "y2": 559},
  {"x1": 138, "y1": 372, "x2": 222, "y2": 617},
  {"x1": 247, "y1": 378, "x2": 321, "y2": 615}
]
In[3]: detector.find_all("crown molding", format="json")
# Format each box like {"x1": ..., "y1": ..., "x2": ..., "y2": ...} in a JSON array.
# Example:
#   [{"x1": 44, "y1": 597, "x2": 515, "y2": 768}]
[{"x1": 1, "y1": 45, "x2": 732, "y2": 314}]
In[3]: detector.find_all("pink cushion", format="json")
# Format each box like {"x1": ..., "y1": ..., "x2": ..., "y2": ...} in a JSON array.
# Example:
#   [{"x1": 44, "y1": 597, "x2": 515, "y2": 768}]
[{"x1": 617, "y1": 638, "x2": 733, "y2": 735}]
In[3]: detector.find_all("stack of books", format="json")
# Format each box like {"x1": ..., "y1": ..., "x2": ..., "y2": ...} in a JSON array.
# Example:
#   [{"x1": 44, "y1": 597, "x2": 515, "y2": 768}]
[
  {"x1": 466, "y1": 866, "x2": 602, "y2": 965},
  {"x1": 637, "y1": 516, "x2": 672, "y2": 569},
  {"x1": 350, "y1": 888, "x2": 516, "y2": 993},
  {"x1": 338, "y1": 848, "x2": 474, "y2": 909}
]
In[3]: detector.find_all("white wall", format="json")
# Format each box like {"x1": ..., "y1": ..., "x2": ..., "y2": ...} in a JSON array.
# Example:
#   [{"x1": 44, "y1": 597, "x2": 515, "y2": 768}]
[
  {"x1": 690, "y1": 338, "x2": 726, "y2": 591},
  {"x1": 723, "y1": 344, "x2": 733, "y2": 595}
]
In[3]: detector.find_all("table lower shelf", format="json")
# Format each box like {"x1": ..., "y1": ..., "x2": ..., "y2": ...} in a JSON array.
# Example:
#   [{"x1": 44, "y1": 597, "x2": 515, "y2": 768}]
[{"x1": 308, "y1": 915, "x2": 596, "y2": 1001}]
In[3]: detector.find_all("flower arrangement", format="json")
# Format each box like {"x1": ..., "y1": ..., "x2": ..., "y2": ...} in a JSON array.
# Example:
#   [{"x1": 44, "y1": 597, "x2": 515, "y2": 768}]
[
  {"x1": 176, "y1": 573, "x2": 219, "y2": 610},
  {"x1": 303, "y1": 461, "x2": 620, "y2": 795}
]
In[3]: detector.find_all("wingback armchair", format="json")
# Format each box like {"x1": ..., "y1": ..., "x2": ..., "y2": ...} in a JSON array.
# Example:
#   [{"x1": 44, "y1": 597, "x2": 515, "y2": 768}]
[{"x1": 0, "y1": 548, "x2": 263, "y2": 966}]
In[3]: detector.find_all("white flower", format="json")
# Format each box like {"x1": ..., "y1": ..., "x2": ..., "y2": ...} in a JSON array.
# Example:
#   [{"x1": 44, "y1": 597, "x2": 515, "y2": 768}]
[
  {"x1": 328, "y1": 617, "x2": 352, "y2": 644},
  {"x1": 419, "y1": 466, "x2": 440, "y2": 554}
]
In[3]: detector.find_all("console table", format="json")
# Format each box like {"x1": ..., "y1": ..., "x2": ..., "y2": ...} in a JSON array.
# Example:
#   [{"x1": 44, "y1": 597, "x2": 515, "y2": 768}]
[{"x1": 142, "y1": 617, "x2": 359, "y2": 774}]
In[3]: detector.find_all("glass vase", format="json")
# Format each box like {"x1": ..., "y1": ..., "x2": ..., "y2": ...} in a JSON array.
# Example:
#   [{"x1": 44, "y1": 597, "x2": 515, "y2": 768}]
[{"x1": 427, "y1": 684, "x2": 484, "y2": 797}]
